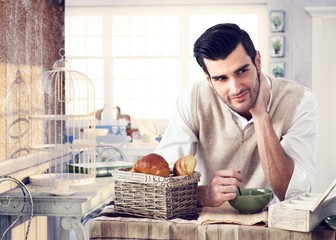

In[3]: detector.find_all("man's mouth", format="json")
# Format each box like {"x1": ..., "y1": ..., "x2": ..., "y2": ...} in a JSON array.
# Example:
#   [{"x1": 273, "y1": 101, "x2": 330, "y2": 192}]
[{"x1": 230, "y1": 91, "x2": 248, "y2": 102}]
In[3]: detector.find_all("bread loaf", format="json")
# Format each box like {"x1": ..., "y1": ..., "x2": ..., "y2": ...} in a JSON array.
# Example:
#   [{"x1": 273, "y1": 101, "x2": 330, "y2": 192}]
[{"x1": 130, "y1": 153, "x2": 170, "y2": 177}]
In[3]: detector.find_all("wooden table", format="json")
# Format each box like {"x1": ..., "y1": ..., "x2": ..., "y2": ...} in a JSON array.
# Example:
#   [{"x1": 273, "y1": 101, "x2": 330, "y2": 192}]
[
  {"x1": 89, "y1": 203, "x2": 336, "y2": 240},
  {"x1": 0, "y1": 177, "x2": 115, "y2": 240}
]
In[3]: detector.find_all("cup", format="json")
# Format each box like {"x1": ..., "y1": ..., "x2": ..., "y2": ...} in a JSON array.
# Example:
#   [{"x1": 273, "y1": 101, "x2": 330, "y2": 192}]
[{"x1": 54, "y1": 180, "x2": 70, "y2": 193}]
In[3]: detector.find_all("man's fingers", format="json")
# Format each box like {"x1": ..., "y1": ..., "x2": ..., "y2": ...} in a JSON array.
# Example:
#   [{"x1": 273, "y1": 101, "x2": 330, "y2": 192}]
[
  {"x1": 213, "y1": 169, "x2": 243, "y2": 182},
  {"x1": 208, "y1": 169, "x2": 243, "y2": 206}
]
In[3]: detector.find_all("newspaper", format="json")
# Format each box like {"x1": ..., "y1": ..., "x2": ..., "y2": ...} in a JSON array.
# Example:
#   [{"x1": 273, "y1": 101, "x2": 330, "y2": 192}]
[{"x1": 198, "y1": 202, "x2": 268, "y2": 226}]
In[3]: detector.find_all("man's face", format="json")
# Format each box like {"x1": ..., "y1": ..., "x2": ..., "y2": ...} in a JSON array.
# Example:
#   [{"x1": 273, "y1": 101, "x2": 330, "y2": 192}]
[{"x1": 204, "y1": 44, "x2": 260, "y2": 118}]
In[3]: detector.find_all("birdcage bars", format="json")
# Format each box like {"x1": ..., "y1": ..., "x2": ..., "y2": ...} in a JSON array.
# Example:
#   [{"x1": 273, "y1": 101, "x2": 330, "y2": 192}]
[
  {"x1": 7, "y1": 68, "x2": 30, "y2": 160},
  {"x1": 29, "y1": 50, "x2": 96, "y2": 186}
]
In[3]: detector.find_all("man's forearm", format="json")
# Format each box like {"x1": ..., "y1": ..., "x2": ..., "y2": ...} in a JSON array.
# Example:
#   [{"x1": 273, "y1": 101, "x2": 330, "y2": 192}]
[
  {"x1": 197, "y1": 185, "x2": 209, "y2": 207},
  {"x1": 253, "y1": 112, "x2": 294, "y2": 200}
]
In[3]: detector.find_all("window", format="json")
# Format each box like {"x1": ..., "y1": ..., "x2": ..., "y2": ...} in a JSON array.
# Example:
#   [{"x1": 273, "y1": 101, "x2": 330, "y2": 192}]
[{"x1": 65, "y1": 5, "x2": 268, "y2": 122}]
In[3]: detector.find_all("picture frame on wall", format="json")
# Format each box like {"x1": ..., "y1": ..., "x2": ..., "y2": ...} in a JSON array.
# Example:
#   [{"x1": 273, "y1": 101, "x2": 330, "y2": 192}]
[
  {"x1": 270, "y1": 62, "x2": 285, "y2": 78},
  {"x1": 271, "y1": 36, "x2": 285, "y2": 58},
  {"x1": 270, "y1": 10, "x2": 285, "y2": 32}
]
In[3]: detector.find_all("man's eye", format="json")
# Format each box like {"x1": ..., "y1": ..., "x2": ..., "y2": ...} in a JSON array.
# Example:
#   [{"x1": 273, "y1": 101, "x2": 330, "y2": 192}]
[
  {"x1": 237, "y1": 69, "x2": 248, "y2": 75},
  {"x1": 214, "y1": 76, "x2": 227, "y2": 81}
]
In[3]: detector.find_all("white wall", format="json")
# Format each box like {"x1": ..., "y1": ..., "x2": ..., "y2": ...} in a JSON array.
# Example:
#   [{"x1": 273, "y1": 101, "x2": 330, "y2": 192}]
[{"x1": 307, "y1": 6, "x2": 336, "y2": 193}]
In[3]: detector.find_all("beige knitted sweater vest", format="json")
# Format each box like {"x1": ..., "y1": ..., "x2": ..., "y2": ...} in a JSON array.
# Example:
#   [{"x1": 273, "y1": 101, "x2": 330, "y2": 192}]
[{"x1": 190, "y1": 78, "x2": 304, "y2": 188}]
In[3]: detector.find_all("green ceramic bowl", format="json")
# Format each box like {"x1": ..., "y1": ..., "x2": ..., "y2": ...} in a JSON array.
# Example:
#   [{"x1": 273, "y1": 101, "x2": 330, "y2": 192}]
[
  {"x1": 324, "y1": 215, "x2": 336, "y2": 231},
  {"x1": 228, "y1": 188, "x2": 273, "y2": 214}
]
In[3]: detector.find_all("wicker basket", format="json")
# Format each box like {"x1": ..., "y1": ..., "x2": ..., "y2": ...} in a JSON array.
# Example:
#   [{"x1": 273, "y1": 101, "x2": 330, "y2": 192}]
[{"x1": 112, "y1": 168, "x2": 201, "y2": 219}]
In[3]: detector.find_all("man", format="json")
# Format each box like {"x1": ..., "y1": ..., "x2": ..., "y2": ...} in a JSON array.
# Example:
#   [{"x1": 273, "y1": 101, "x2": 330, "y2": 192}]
[{"x1": 154, "y1": 23, "x2": 317, "y2": 207}]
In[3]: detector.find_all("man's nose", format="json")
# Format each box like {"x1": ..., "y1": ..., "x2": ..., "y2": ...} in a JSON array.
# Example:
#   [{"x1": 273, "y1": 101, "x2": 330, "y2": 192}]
[{"x1": 229, "y1": 77, "x2": 241, "y2": 94}]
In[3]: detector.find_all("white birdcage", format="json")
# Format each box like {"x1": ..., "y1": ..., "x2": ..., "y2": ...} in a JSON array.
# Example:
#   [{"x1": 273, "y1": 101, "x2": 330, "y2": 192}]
[
  {"x1": 6, "y1": 68, "x2": 30, "y2": 160},
  {"x1": 29, "y1": 49, "x2": 96, "y2": 186}
]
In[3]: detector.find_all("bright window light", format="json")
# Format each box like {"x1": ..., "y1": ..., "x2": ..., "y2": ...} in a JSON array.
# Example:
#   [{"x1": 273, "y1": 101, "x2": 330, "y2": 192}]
[{"x1": 65, "y1": 5, "x2": 268, "y2": 121}]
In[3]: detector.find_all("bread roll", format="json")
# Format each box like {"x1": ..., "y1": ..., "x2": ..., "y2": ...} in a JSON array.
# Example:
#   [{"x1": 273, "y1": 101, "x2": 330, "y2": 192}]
[
  {"x1": 131, "y1": 153, "x2": 170, "y2": 177},
  {"x1": 173, "y1": 155, "x2": 197, "y2": 176}
]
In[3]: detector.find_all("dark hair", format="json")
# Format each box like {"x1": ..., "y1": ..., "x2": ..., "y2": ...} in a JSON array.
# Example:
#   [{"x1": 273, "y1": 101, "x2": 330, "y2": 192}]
[{"x1": 193, "y1": 23, "x2": 257, "y2": 75}]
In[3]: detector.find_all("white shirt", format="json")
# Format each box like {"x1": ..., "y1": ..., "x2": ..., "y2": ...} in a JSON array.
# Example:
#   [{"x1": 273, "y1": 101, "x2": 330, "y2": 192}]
[{"x1": 155, "y1": 79, "x2": 317, "y2": 200}]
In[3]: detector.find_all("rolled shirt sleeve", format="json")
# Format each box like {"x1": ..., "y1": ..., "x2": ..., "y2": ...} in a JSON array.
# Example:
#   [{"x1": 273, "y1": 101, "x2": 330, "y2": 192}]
[
  {"x1": 154, "y1": 87, "x2": 198, "y2": 167},
  {"x1": 281, "y1": 89, "x2": 317, "y2": 199}
]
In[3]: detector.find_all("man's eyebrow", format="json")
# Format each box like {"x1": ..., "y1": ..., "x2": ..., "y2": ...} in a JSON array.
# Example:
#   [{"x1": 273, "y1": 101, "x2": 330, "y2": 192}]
[
  {"x1": 211, "y1": 63, "x2": 251, "y2": 79},
  {"x1": 211, "y1": 74, "x2": 227, "y2": 80}
]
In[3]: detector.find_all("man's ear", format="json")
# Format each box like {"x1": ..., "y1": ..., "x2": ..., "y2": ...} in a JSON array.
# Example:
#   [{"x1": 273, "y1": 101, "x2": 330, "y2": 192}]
[{"x1": 255, "y1": 51, "x2": 262, "y2": 74}]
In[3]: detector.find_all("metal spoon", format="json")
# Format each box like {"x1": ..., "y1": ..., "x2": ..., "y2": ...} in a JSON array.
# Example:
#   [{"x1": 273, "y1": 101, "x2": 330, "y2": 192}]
[{"x1": 237, "y1": 187, "x2": 242, "y2": 196}]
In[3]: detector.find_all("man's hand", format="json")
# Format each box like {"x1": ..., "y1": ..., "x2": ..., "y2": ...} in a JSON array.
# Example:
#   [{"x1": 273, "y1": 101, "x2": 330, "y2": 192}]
[
  {"x1": 197, "y1": 169, "x2": 242, "y2": 207},
  {"x1": 249, "y1": 73, "x2": 270, "y2": 118}
]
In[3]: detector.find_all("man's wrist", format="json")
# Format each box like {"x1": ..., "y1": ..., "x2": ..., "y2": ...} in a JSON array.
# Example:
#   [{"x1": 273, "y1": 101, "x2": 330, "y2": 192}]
[
  {"x1": 252, "y1": 110, "x2": 270, "y2": 125},
  {"x1": 197, "y1": 185, "x2": 209, "y2": 207}
]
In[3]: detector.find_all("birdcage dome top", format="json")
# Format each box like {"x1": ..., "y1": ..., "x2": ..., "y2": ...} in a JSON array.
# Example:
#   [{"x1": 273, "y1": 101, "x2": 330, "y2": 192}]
[
  {"x1": 52, "y1": 48, "x2": 72, "y2": 70},
  {"x1": 52, "y1": 57, "x2": 72, "y2": 70}
]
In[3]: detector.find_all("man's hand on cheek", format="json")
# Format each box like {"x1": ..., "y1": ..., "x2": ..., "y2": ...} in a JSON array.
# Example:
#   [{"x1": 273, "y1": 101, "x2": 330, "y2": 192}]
[{"x1": 250, "y1": 73, "x2": 270, "y2": 118}]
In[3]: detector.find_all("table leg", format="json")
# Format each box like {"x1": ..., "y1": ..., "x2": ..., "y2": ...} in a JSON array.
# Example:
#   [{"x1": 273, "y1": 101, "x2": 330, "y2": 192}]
[{"x1": 61, "y1": 217, "x2": 87, "y2": 240}]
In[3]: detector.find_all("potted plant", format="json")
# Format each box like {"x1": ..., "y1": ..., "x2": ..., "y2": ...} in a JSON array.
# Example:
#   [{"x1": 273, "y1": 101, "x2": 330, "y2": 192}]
[
  {"x1": 272, "y1": 66, "x2": 284, "y2": 77},
  {"x1": 272, "y1": 39, "x2": 282, "y2": 54},
  {"x1": 272, "y1": 15, "x2": 283, "y2": 30}
]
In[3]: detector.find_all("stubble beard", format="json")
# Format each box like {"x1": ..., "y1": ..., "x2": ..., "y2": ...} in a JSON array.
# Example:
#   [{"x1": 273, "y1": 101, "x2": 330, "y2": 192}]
[{"x1": 215, "y1": 76, "x2": 260, "y2": 115}]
